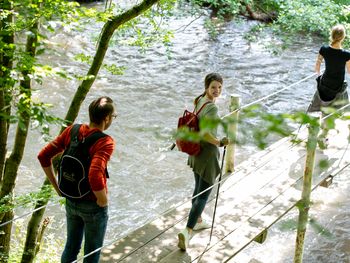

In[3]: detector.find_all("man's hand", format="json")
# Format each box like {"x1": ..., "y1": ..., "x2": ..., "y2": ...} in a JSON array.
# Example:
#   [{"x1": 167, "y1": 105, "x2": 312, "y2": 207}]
[
  {"x1": 42, "y1": 166, "x2": 61, "y2": 196},
  {"x1": 93, "y1": 189, "x2": 108, "y2": 207}
]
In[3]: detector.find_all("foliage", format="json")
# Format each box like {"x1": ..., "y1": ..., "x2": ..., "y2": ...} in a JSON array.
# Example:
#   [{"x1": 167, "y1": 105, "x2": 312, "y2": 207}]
[
  {"x1": 184, "y1": 0, "x2": 350, "y2": 49},
  {"x1": 189, "y1": 0, "x2": 242, "y2": 17},
  {"x1": 110, "y1": 2, "x2": 176, "y2": 53},
  {"x1": 0, "y1": 0, "x2": 178, "y2": 262},
  {"x1": 0, "y1": 0, "x2": 88, "y2": 135},
  {"x1": 309, "y1": 217, "x2": 333, "y2": 238},
  {"x1": 7, "y1": 219, "x2": 63, "y2": 263},
  {"x1": 74, "y1": 53, "x2": 127, "y2": 75},
  {"x1": 1, "y1": 0, "x2": 346, "y2": 260},
  {"x1": 275, "y1": 1, "x2": 344, "y2": 37},
  {"x1": 1, "y1": 0, "x2": 178, "y2": 132},
  {"x1": 174, "y1": 101, "x2": 345, "y2": 153},
  {"x1": 0, "y1": 185, "x2": 56, "y2": 214},
  {"x1": 255, "y1": 0, "x2": 350, "y2": 50},
  {"x1": 278, "y1": 217, "x2": 333, "y2": 239}
]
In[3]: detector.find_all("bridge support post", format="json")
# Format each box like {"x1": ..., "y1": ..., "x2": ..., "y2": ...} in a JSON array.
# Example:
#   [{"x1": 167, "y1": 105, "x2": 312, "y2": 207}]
[
  {"x1": 294, "y1": 123, "x2": 319, "y2": 263},
  {"x1": 225, "y1": 94, "x2": 240, "y2": 173}
]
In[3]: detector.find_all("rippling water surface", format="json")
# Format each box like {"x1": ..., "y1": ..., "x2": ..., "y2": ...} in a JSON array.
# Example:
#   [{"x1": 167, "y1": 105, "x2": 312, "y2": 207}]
[{"x1": 14, "y1": 1, "x2": 349, "y2": 262}]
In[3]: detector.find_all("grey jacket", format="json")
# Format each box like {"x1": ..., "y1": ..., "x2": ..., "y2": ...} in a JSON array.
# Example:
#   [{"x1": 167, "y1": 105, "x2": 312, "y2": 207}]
[{"x1": 187, "y1": 97, "x2": 220, "y2": 185}]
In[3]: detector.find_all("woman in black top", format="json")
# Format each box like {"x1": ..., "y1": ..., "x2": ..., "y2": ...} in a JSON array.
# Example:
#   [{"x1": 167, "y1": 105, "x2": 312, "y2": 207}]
[{"x1": 308, "y1": 24, "x2": 350, "y2": 112}]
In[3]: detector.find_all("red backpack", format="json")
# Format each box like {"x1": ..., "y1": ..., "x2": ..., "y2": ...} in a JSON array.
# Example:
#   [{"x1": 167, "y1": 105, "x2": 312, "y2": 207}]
[{"x1": 176, "y1": 101, "x2": 211, "y2": 156}]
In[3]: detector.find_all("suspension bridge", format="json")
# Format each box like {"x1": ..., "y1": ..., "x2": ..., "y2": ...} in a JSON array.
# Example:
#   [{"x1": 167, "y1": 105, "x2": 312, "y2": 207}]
[
  {"x1": 98, "y1": 120, "x2": 350, "y2": 262},
  {"x1": 3, "y1": 74, "x2": 349, "y2": 262},
  {"x1": 96, "y1": 74, "x2": 350, "y2": 262}
]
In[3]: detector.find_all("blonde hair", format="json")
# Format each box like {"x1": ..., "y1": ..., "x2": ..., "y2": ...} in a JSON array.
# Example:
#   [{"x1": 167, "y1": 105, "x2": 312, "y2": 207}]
[{"x1": 330, "y1": 24, "x2": 346, "y2": 45}]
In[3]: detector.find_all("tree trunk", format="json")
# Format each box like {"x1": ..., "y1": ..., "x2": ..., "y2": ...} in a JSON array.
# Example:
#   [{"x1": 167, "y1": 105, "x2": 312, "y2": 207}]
[
  {"x1": 0, "y1": 210, "x2": 13, "y2": 262},
  {"x1": 0, "y1": 0, "x2": 14, "y2": 184},
  {"x1": 242, "y1": 2, "x2": 277, "y2": 23},
  {"x1": 21, "y1": 181, "x2": 51, "y2": 263},
  {"x1": 0, "y1": 21, "x2": 38, "y2": 260},
  {"x1": 22, "y1": 1, "x2": 160, "y2": 262},
  {"x1": 65, "y1": 0, "x2": 160, "y2": 123},
  {"x1": 0, "y1": 86, "x2": 32, "y2": 263}
]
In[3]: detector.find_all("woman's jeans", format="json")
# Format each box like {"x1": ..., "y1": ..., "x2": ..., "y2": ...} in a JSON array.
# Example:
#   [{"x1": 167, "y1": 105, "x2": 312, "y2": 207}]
[
  {"x1": 186, "y1": 173, "x2": 212, "y2": 229},
  {"x1": 61, "y1": 199, "x2": 108, "y2": 263}
]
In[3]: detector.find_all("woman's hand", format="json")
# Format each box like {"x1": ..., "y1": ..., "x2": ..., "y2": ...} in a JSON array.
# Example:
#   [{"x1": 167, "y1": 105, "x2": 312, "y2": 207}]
[{"x1": 219, "y1": 137, "x2": 230, "y2": 147}]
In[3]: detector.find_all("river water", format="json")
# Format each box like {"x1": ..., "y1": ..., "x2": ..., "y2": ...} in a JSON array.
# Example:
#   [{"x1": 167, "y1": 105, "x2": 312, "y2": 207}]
[{"x1": 13, "y1": 1, "x2": 349, "y2": 262}]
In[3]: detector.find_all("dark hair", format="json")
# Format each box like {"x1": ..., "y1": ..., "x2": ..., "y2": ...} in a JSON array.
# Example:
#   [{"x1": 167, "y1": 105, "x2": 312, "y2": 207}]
[
  {"x1": 194, "y1": 72, "x2": 223, "y2": 105},
  {"x1": 88, "y1": 96, "x2": 115, "y2": 125}
]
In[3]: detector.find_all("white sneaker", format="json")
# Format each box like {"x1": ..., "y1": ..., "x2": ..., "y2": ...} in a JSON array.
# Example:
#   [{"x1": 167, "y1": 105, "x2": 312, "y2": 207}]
[
  {"x1": 178, "y1": 229, "x2": 190, "y2": 251},
  {"x1": 193, "y1": 220, "x2": 211, "y2": 231}
]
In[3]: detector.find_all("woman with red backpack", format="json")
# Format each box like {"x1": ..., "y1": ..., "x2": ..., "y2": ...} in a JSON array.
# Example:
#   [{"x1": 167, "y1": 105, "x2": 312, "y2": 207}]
[{"x1": 177, "y1": 72, "x2": 229, "y2": 251}]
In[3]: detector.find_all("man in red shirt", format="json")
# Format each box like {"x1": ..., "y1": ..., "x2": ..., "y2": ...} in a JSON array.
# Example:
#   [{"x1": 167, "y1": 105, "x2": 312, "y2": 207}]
[{"x1": 38, "y1": 96, "x2": 116, "y2": 263}]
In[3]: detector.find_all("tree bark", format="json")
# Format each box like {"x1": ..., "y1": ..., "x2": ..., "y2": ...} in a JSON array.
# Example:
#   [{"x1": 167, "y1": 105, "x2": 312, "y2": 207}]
[
  {"x1": 22, "y1": 1, "x2": 160, "y2": 262},
  {"x1": 0, "y1": 210, "x2": 13, "y2": 262},
  {"x1": 0, "y1": 21, "x2": 38, "y2": 260},
  {"x1": 0, "y1": 0, "x2": 14, "y2": 184},
  {"x1": 242, "y1": 2, "x2": 277, "y2": 23},
  {"x1": 65, "y1": 0, "x2": 160, "y2": 123},
  {"x1": 21, "y1": 181, "x2": 51, "y2": 263}
]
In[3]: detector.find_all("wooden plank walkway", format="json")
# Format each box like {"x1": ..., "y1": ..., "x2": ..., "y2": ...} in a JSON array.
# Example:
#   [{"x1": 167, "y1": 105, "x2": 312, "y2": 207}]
[{"x1": 100, "y1": 119, "x2": 350, "y2": 263}]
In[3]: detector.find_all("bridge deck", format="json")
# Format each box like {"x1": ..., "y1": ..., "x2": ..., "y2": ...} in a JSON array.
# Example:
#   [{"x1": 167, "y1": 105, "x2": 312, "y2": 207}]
[{"x1": 100, "y1": 119, "x2": 350, "y2": 263}]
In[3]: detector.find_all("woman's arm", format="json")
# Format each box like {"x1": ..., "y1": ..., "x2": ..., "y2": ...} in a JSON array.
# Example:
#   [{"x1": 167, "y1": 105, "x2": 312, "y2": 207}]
[
  {"x1": 203, "y1": 133, "x2": 220, "y2": 146},
  {"x1": 315, "y1": 54, "x2": 323, "y2": 75},
  {"x1": 203, "y1": 133, "x2": 229, "y2": 147},
  {"x1": 346, "y1": 60, "x2": 350, "y2": 74},
  {"x1": 200, "y1": 105, "x2": 230, "y2": 146}
]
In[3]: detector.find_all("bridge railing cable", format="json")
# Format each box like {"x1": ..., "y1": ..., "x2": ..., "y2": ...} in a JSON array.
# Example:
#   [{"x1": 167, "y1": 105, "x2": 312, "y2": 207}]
[
  {"x1": 4, "y1": 73, "x2": 348, "y2": 262},
  {"x1": 0, "y1": 72, "x2": 325, "y2": 261},
  {"x1": 0, "y1": 200, "x2": 60, "y2": 228},
  {"x1": 222, "y1": 73, "x2": 317, "y2": 119},
  {"x1": 73, "y1": 72, "x2": 337, "y2": 262}
]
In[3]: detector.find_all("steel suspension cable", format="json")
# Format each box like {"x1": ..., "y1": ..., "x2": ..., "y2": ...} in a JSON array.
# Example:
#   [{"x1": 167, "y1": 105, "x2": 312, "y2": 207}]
[
  {"x1": 110, "y1": 133, "x2": 315, "y2": 262},
  {"x1": 0, "y1": 202, "x2": 59, "y2": 228},
  {"x1": 74, "y1": 82, "x2": 327, "y2": 262},
  {"x1": 222, "y1": 72, "x2": 317, "y2": 119},
  {"x1": 4, "y1": 74, "x2": 317, "y2": 228},
  {"x1": 52, "y1": 72, "x2": 318, "y2": 262},
  {"x1": 74, "y1": 132, "x2": 314, "y2": 263},
  {"x1": 93, "y1": 74, "x2": 350, "y2": 261},
  {"x1": 1, "y1": 72, "x2": 330, "y2": 260}
]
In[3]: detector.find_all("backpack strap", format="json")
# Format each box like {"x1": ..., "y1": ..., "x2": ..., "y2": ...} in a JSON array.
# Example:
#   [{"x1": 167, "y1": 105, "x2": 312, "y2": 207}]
[
  {"x1": 83, "y1": 131, "x2": 107, "y2": 149},
  {"x1": 70, "y1": 124, "x2": 82, "y2": 143},
  {"x1": 82, "y1": 130, "x2": 109, "y2": 179},
  {"x1": 195, "y1": 101, "x2": 212, "y2": 115},
  {"x1": 69, "y1": 124, "x2": 107, "y2": 147},
  {"x1": 69, "y1": 124, "x2": 110, "y2": 178}
]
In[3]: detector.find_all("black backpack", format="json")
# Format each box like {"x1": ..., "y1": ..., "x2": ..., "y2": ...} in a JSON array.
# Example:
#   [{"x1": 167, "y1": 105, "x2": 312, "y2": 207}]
[{"x1": 58, "y1": 124, "x2": 108, "y2": 199}]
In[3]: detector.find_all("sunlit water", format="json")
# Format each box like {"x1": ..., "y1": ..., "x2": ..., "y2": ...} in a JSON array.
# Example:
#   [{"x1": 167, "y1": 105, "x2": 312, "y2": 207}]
[{"x1": 11, "y1": 1, "x2": 349, "y2": 262}]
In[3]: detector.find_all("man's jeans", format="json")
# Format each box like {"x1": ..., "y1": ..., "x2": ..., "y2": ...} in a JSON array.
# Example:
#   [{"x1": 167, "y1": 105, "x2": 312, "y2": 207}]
[{"x1": 61, "y1": 199, "x2": 108, "y2": 263}]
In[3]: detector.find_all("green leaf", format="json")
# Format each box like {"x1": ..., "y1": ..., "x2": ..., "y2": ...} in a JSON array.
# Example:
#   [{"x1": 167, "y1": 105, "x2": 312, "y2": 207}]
[
  {"x1": 278, "y1": 218, "x2": 297, "y2": 231},
  {"x1": 309, "y1": 218, "x2": 333, "y2": 238}
]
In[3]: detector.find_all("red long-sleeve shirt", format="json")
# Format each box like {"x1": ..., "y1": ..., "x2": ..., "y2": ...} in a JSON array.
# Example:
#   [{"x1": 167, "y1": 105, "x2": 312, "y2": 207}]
[{"x1": 38, "y1": 124, "x2": 115, "y2": 200}]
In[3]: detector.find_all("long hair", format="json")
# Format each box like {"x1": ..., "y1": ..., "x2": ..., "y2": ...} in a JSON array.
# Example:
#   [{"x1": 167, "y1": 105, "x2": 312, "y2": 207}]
[
  {"x1": 330, "y1": 24, "x2": 346, "y2": 46},
  {"x1": 194, "y1": 72, "x2": 223, "y2": 105}
]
